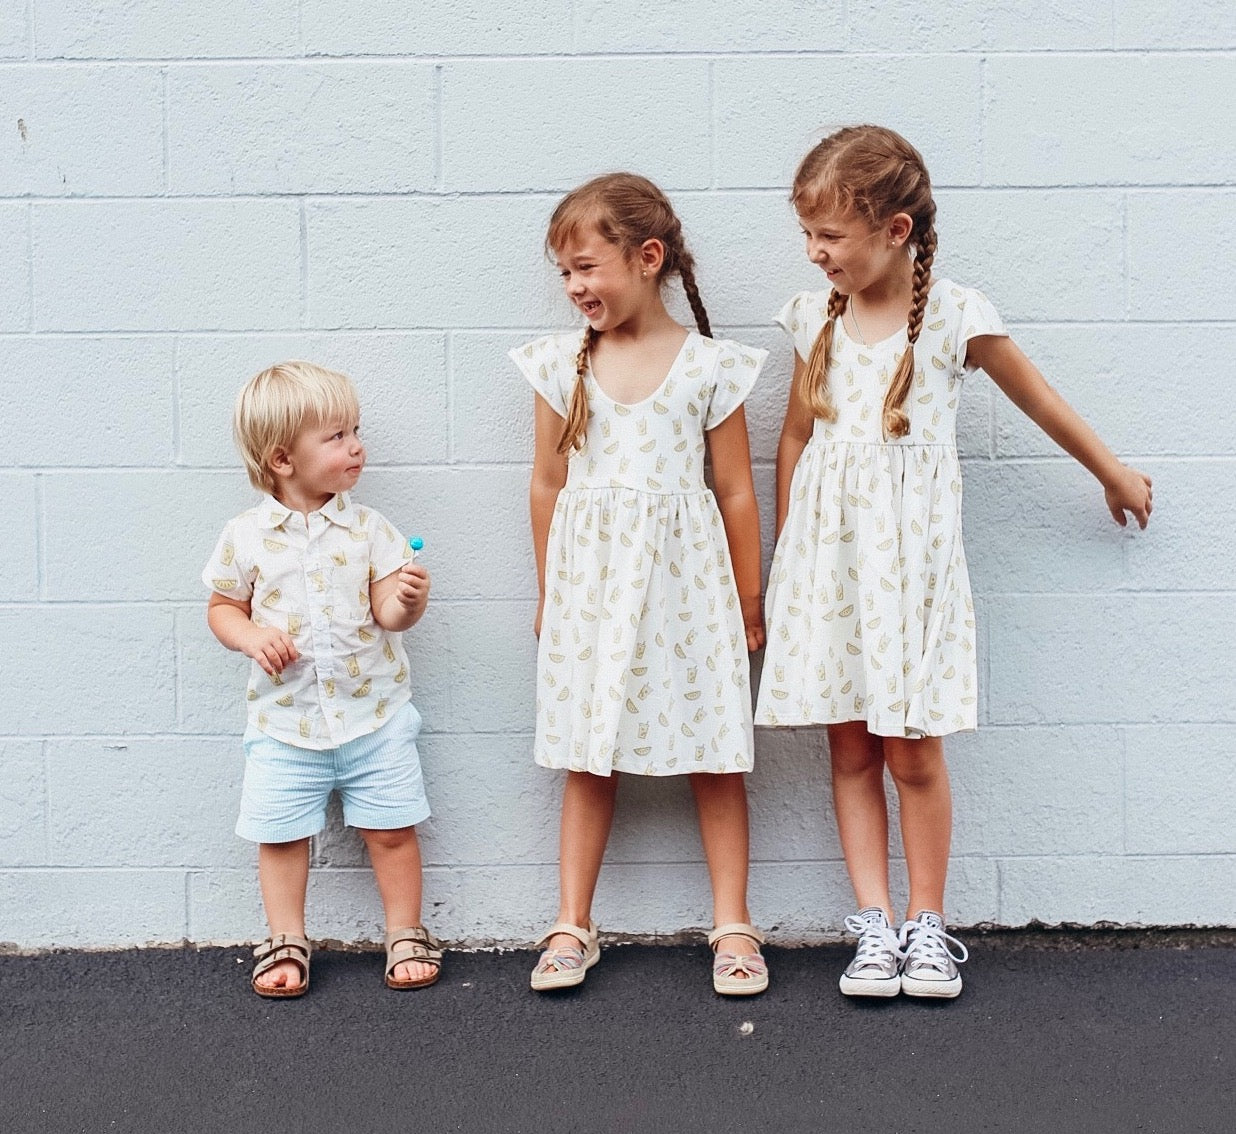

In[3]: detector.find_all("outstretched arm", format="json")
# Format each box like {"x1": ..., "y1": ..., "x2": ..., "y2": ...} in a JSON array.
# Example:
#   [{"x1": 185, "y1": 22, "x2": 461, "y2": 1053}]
[
  {"x1": 966, "y1": 334, "x2": 1153, "y2": 529},
  {"x1": 708, "y1": 406, "x2": 765, "y2": 652},
  {"x1": 530, "y1": 394, "x2": 569, "y2": 638}
]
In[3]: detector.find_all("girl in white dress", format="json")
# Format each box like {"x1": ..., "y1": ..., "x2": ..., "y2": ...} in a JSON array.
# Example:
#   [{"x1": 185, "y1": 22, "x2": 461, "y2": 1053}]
[
  {"x1": 510, "y1": 173, "x2": 769, "y2": 995},
  {"x1": 755, "y1": 126, "x2": 1153, "y2": 999}
]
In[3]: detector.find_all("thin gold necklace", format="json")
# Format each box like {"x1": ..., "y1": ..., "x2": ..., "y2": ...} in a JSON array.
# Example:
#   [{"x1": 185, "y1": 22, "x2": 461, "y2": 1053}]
[{"x1": 847, "y1": 298, "x2": 867, "y2": 346}]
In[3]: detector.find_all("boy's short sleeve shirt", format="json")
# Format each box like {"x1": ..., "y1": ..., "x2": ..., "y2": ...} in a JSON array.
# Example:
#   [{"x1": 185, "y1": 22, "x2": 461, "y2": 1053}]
[{"x1": 202, "y1": 492, "x2": 415, "y2": 749}]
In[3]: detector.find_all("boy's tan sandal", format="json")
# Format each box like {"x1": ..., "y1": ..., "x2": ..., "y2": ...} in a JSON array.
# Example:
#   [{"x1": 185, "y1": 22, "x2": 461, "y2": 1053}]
[
  {"x1": 384, "y1": 926, "x2": 443, "y2": 990},
  {"x1": 252, "y1": 933, "x2": 312, "y2": 999},
  {"x1": 530, "y1": 921, "x2": 600, "y2": 991},
  {"x1": 708, "y1": 923, "x2": 769, "y2": 996}
]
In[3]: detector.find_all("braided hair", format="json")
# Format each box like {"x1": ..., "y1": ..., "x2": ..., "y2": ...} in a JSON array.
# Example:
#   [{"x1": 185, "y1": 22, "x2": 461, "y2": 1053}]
[
  {"x1": 791, "y1": 125, "x2": 938, "y2": 439},
  {"x1": 546, "y1": 173, "x2": 712, "y2": 455}
]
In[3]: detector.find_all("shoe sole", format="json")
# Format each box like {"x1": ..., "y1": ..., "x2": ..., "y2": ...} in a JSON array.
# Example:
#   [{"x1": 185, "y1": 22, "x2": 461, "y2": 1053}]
[
  {"x1": 839, "y1": 974, "x2": 901, "y2": 998},
  {"x1": 715, "y1": 974, "x2": 769, "y2": 996},
  {"x1": 901, "y1": 974, "x2": 962, "y2": 998}
]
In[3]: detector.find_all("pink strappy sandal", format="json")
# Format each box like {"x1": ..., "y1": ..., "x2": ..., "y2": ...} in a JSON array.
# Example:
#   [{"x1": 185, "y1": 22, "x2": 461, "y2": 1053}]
[
  {"x1": 530, "y1": 921, "x2": 600, "y2": 991},
  {"x1": 708, "y1": 923, "x2": 769, "y2": 996}
]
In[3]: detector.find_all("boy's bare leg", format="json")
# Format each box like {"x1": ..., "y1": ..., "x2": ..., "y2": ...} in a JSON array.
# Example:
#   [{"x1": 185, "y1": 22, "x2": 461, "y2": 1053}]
[
  {"x1": 256, "y1": 838, "x2": 311, "y2": 992},
  {"x1": 359, "y1": 826, "x2": 433, "y2": 983}
]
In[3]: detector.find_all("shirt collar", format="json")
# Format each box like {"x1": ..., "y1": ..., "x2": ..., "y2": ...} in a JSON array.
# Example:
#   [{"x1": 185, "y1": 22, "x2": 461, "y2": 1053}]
[{"x1": 257, "y1": 492, "x2": 356, "y2": 530}]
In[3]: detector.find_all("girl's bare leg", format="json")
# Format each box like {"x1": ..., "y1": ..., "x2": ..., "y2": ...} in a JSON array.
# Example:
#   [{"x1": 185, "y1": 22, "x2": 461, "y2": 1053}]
[
  {"x1": 828, "y1": 721, "x2": 893, "y2": 919},
  {"x1": 542, "y1": 770, "x2": 620, "y2": 966},
  {"x1": 689, "y1": 772, "x2": 755, "y2": 963},
  {"x1": 882, "y1": 735, "x2": 951, "y2": 919}
]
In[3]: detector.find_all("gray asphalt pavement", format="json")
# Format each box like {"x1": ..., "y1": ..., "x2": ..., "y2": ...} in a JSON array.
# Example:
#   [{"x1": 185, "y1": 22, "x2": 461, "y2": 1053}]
[{"x1": 2, "y1": 933, "x2": 1233, "y2": 1134}]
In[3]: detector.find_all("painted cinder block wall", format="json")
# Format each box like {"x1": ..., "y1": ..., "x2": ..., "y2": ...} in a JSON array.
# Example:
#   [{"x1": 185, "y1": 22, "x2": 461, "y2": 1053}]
[{"x1": 1, "y1": 2, "x2": 1233, "y2": 948}]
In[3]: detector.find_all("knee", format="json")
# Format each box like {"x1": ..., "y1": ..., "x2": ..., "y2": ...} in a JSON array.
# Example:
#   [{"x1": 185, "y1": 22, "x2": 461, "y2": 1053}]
[
  {"x1": 829, "y1": 739, "x2": 884, "y2": 780},
  {"x1": 884, "y1": 742, "x2": 945, "y2": 792},
  {"x1": 360, "y1": 826, "x2": 416, "y2": 853}
]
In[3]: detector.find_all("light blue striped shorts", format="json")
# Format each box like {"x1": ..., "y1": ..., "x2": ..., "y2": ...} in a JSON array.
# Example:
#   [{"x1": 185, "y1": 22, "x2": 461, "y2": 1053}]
[{"x1": 236, "y1": 701, "x2": 431, "y2": 843}]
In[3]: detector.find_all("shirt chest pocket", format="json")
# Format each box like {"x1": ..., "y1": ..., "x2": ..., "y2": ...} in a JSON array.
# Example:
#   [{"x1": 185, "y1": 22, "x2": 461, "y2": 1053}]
[{"x1": 326, "y1": 549, "x2": 374, "y2": 622}]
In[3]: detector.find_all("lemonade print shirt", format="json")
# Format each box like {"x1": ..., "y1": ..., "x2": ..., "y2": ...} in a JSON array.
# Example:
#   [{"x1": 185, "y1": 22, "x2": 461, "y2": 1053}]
[
  {"x1": 202, "y1": 492, "x2": 415, "y2": 749},
  {"x1": 511, "y1": 330, "x2": 766, "y2": 776},
  {"x1": 755, "y1": 280, "x2": 1006, "y2": 738}
]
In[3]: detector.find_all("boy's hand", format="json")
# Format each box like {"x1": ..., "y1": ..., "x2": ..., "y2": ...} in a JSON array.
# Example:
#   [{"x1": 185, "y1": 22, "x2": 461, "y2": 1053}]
[
  {"x1": 740, "y1": 594, "x2": 765, "y2": 652},
  {"x1": 1104, "y1": 464, "x2": 1153, "y2": 530},
  {"x1": 241, "y1": 625, "x2": 299, "y2": 676},
  {"x1": 393, "y1": 562, "x2": 430, "y2": 619}
]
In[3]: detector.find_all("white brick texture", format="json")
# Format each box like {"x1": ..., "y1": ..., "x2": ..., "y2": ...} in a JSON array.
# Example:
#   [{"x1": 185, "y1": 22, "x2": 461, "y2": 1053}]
[{"x1": 1, "y1": 4, "x2": 1231, "y2": 948}]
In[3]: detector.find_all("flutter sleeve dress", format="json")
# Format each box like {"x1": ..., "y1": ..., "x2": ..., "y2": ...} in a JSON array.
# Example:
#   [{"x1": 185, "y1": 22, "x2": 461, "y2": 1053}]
[
  {"x1": 754, "y1": 280, "x2": 1005, "y2": 738},
  {"x1": 511, "y1": 330, "x2": 767, "y2": 775}
]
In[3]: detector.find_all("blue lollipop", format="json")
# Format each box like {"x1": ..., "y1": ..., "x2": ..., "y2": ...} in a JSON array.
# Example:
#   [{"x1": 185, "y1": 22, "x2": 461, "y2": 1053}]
[{"x1": 408, "y1": 536, "x2": 424, "y2": 561}]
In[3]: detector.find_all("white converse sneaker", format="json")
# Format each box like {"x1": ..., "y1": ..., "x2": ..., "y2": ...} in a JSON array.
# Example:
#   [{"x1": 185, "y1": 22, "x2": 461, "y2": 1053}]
[
  {"x1": 899, "y1": 911, "x2": 968, "y2": 998},
  {"x1": 838, "y1": 907, "x2": 903, "y2": 998}
]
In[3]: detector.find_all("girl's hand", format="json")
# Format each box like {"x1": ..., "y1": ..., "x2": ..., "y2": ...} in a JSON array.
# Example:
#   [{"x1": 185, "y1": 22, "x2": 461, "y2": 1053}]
[
  {"x1": 393, "y1": 562, "x2": 430, "y2": 617},
  {"x1": 740, "y1": 594, "x2": 765, "y2": 652},
  {"x1": 241, "y1": 625, "x2": 299, "y2": 676},
  {"x1": 1104, "y1": 464, "x2": 1153, "y2": 530}
]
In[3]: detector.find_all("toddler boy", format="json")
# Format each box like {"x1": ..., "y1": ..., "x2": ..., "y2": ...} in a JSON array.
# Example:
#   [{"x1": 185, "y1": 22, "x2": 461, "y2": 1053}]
[{"x1": 203, "y1": 361, "x2": 439, "y2": 997}]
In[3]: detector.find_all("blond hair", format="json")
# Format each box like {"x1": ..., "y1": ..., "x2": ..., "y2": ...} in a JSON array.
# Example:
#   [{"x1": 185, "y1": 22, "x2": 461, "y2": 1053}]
[
  {"x1": 791, "y1": 125, "x2": 937, "y2": 439},
  {"x1": 546, "y1": 173, "x2": 712, "y2": 454},
  {"x1": 232, "y1": 360, "x2": 360, "y2": 493}
]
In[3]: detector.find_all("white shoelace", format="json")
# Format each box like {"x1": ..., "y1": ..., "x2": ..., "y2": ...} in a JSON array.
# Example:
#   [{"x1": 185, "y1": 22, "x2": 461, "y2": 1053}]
[
  {"x1": 843, "y1": 913, "x2": 903, "y2": 972},
  {"x1": 900, "y1": 920, "x2": 969, "y2": 973}
]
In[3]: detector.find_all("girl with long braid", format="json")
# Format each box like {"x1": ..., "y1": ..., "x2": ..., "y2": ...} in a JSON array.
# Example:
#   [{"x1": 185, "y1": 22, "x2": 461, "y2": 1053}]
[
  {"x1": 510, "y1": 174, "x2": 769, "y2": 995},
  {"x1": 756, "y1": 126, "x2": 1153, "y2": 998}
]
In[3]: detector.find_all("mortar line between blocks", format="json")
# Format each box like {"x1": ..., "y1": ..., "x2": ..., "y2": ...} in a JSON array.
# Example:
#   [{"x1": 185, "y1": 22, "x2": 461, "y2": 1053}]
[
  {"x1": 34, "y1": 470, "x2": 44, "y2": 601},
  {"x1": 171, "y1": 337, "x2": 181, "y2": 464},
  {"x1": 25, "y1": 203, "x2": 33, "y2": 330},
  {"x1": 161, "y1": 67, "x2": 169, "y2": 193},
  {"x1": 172, "y1": 604, "x2": 183, "y2": 732},
  {"x1": 26, "y1": 0, "x2": 33, "y2": 59},
  {"x1": 978, "y1": 55, "x2": 987, "y2": 185},
  {"x1": 1118, "y1": 724, "x2": 1129, "y2": 854},
  {"x1": 708, "y1": 59, "x2": 717, "y2": 190},
  {"x1": 41, "y1": 736, "x2": 50, "y2": 863},
  {"x1": 433, "y1": 63, "x2": 444, "y2": 191},
  {"x1": 1122, "y1": 191, "x2": 1131, "y2": 320},
  {"x1": 445, "y1": 331, "x2": 455, "y2": 461},
  {"x1": 184, "y1": 869, "x2": 194, "y2": 939},
  {"x1": 299, "y1": 199, "x2": 309, "y2": 326}
]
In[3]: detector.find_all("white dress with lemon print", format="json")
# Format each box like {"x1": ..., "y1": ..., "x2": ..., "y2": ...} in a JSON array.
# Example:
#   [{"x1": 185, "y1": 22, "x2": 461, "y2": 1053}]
[
  {"x1": 511, "y1": 330, "x2": 767, "y2": 776},
  {"x1": 755, "y1": 280, "x2": 1006, "y2": 738}
]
